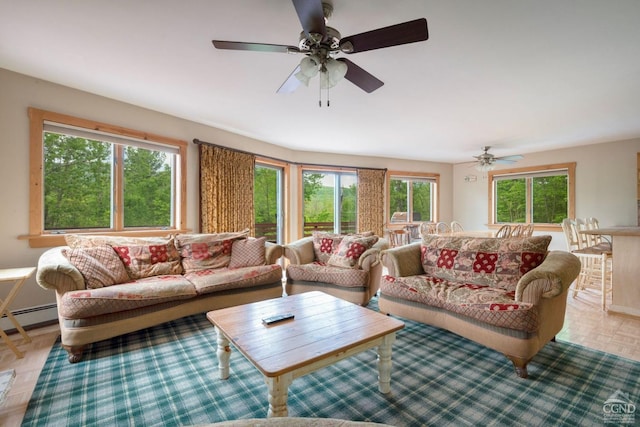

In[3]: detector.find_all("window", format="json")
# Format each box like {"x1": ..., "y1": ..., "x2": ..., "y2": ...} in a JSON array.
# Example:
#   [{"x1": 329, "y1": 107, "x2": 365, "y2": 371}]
[
  {"x1": 387, "y1": 172, "x2": 439, "y2": 224},
  {"x1": 300, "y1": 168, "x2": 357, "y2": 236},
  {"x1": 489, "y1": 163, "x2": 575, "y2": 227},
  {"x1": 26, "y1": 108, "x2": 188, "y2": 247},
  {"x1": 254, "y1": 160, "x2": 288, "y2": 244}
]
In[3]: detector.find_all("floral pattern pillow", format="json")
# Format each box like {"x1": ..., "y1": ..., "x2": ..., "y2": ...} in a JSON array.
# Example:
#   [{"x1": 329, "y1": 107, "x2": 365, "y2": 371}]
[
  {"x1": 327, "y1": 235, "x2": 379, "y2": 268},
  {"x1": 175, "y1": 231, "x2": 249, "y2": 273},
  {"x1": 420, "y1": 235, "x2": 551, "y2": 291},
  {"x1": 112, "y1": 238, "x2": 183, "y2": 280}
]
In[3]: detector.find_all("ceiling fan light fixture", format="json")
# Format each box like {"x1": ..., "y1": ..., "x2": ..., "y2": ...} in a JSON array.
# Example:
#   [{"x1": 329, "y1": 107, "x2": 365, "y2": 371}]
[
  {"x1": 475, "y1": 162, "x2": 495, "y2": 172},
  {"x1": 320, "y1": 57, "x2": 347, "y2": 89}
]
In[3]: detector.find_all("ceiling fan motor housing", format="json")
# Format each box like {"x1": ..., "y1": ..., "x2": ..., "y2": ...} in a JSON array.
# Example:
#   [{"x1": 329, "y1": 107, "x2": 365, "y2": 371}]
[{"x1": 299, "y1": 26, "x2": 342, "y2": 52}]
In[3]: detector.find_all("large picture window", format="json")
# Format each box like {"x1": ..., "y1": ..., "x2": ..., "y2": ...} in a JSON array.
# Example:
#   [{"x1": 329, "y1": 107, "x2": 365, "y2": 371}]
[
  {"x1": 387, "y1": 172, "x2": 438, "y2": 224},
  {"x1": 300, "y1": 168, "x2": 357, "y2": 236},
  {"x1": 254, "y1": 160, "x2": 288, "y2": 243},
  {"x1": 489, "y1": 163, "x2": 575, "y2": 227},
  {"x1": 26, "y1": 108, "x2": 188, "y2": 247}
]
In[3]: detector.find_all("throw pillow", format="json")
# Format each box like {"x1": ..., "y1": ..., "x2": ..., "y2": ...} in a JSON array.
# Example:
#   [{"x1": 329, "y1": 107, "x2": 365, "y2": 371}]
[
  {"x1": 112, "y1": 237, "x2": 182, "y2": 279},
  {"x1": 62, "y1": 245, "x2": 130, "y2": 289},
  {"x1": 327, "y1": 235, "x2": 379, "y2": 268},
  {"x1": 312, "y1": 231, "x2": 343, "y2": 264},
  {"x1": 65, "y1": 234, "x2": 173, "y2": 249},
  {"x1": 175, "y1": 230, "x2": 249, "y2": 273},
  {"x1": 229, "y1": 237, "x2": 267, "y2": 268}
]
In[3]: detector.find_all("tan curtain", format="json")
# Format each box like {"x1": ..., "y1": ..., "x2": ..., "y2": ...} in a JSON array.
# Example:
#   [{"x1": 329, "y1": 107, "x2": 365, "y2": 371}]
[
  {"x1": 199, "y1": 144, "x2": 255, "y2": 234},
  {"x1": 357, "y1": 169, "x2": 386, "y2": 236}
]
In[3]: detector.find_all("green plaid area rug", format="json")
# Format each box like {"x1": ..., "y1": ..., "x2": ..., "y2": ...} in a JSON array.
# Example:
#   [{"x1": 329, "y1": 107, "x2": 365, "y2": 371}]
[{"x1": 23, "y1": 298, "x2": 640, "y2": 427}]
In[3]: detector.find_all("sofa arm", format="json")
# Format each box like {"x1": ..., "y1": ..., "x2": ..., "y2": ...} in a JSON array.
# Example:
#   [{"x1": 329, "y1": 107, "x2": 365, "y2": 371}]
[
  {"x1": 515, "y1": 251, "x2": 581, "y2": 304},
  {"x1": 357, "y1": 238, "x2": 389, "y2": 270},
  {"x1": 380, "y1": 243, "x2": 424, "y2": 277},
  {"x1": 265, "y1": 242, "x2": 283, "y2": 265},
  {"x1": 36, "y1": 246, "x2": 86, "y2": 295},
  {"x1": 283, "y1": 237, "x2": 315, "y2": 265}
]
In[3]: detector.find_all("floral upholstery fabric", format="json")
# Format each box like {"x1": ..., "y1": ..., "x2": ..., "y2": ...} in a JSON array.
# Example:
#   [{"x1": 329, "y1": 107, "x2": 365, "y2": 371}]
[
  {"x1": 59, "y1": 275, "x2": 197, "y2": 319},
  {"x1": 312, "y1": 231, "x2": 375, "y2": 264},
  {"x1": 228, "y1": 237, "x2": 266, "y2": 268},
  {"x1": 112, "y1": 238, "x2": 183, "y2": 279},
  {"x1": 287, "y1": 262, "x2": 369, "y2": 288},
  {"x1": 175, "y1": 231, "x2": 249, "y2": 273},
  {"x1": 327, "y1": 235, "x2": 379, "y2": 268},
  {"x1": 421, "y1": 235, "x2": 551, "y2": 291},
  {"x1": 184, "y1": 264, "x2": 282, "y2": 294},
  {"x1": 62, "y1": 245, "x2": 130, "y2": 289},
  {"x1": 64, "y1": 234, "x2": 173, "y2": 249},
  {"x1": 381, "y1": 275, "x2": 539, "y2": 332}
]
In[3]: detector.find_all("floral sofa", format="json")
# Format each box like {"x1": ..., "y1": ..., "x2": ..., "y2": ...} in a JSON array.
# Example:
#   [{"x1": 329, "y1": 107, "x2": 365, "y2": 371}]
[
  {"x1": 284, "y1": 232, "x2": 388, "y2": 305},
  {"x1": 36, "y1": 231, "x2": 284, "y2": 362},
  {"x1": 379, "y1": 234, "x2": 581, "y2": 378}
]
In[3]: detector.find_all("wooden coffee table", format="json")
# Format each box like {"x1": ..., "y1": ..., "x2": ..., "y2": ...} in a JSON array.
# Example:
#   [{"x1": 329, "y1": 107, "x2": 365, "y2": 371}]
[{"x1": 206, "y1": 291, "x2": 405, "y2": 418}]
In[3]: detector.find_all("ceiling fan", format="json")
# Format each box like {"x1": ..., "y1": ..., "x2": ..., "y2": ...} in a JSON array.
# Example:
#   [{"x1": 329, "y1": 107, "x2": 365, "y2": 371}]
[
  {"x1": 211, "y1": 0, "x2": 428, "y2": 102},
  {"x1": 473, "y1": 146, "x2": 524, "y2": 171}
]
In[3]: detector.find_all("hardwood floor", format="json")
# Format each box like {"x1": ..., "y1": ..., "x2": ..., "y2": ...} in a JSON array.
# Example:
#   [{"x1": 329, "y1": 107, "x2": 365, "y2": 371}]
[{"x1": 1, "y1": 290, "x2": 639, "y2": 427}]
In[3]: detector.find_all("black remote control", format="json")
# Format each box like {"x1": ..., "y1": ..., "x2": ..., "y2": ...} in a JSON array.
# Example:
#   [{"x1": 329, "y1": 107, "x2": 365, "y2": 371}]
[{"x1": 262, "y1": 313, "x2": 295, "y2": 325}]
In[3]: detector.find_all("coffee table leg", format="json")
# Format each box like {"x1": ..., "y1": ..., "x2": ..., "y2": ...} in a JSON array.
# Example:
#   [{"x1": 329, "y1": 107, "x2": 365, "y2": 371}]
[
  {"x1": 215, "y1": 326, "x2": 231, "y2": 380},
  {"x1": 265, "y1": 373, "x2": 293, "y2": 417},
  {"x1": 377, "y1": 332, "x2": 396, "y2": 394}
]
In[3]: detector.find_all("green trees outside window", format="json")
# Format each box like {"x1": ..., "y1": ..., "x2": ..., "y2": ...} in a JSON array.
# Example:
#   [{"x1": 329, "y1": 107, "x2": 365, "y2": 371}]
[
  {"x1": 302, "y1": 171, "x2": 357, "y2": 235},
  {"x1": 389, "y1": 177, "x2": 433, "y2": 223},
  {"x1": 44, "y1": 132, "x2": 174, "y2": 231},
  {"x1": 494, "y1": 172, "x2": 568, "y2": 224}
]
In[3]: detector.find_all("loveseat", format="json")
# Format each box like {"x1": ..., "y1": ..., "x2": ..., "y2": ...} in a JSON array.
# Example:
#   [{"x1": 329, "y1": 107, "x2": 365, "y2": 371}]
[
  {"x1": 379, "y1": 234, "x2": 581, "y2": 378},
  {"x1": 284, "y1": 232, "x2": 388, "y2": 306},
  {"x1": 37, "y1": 232, "x2": 284, "y2": 362}
]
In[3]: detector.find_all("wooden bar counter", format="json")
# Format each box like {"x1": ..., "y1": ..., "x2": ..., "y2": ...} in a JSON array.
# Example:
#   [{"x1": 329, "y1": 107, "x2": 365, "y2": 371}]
[{"x1": 580, "y1": 227, "x2": 640, "y2": 317}]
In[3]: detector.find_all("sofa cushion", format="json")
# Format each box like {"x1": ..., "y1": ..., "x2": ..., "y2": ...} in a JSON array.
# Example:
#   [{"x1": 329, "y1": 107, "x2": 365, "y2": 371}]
[
  {"x1": 421, "y1": 235, "x2": 551, "y2": 291},
  {"x1": 327, "y1": 235, "x2": 379, "y2": 268},
  {"x1": 175, "y1": 231, "x2": 249, "y2": 273},
  {"x1": 381, "y1": 275, "x2": 539, "y2": 332},
  {"x1": 112, "y1": 238, "x2": 183, "y2": 279},
  {"x1": 59, "y1": 275, "x2": 197, "y2": 319},
  {"x1": 287, "y1": 262, "x2": 369, "y2": 288},
  {"x1": 229, "y1": 237, "x2": 267, "y2": 268},
  {"x1": 185, "y1": 264, "x2": 282, "y2": 294},
  {"x1": 62, "y1": 245, "x2": 130, "y2": 289}
]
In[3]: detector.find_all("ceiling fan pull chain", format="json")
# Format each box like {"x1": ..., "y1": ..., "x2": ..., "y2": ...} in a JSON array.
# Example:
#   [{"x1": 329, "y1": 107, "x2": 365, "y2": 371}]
[{"x1": 318, "y1": 77, "x2": 322, "y2": 107}]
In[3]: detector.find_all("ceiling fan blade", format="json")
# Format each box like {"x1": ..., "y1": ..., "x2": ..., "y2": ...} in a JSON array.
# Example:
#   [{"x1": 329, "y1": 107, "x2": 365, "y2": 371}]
[
  {"x1": 336, "y1": 58, "x2": 384, "y2": 93},
  {"x1": 212, "y1": 40, "x2": 298, "y2": 54},
  {"x1": 291, "y1": 0, "x2": 326, "y2": 39},
  {"x1": 494, "y1": 159, "x2": 518, "y2": 164},
  {"x1": 340, "y1": 18, "x2": 428, "y2": 54},
  {"x1": 496, "y1": 154, "x2": 524, "y2": 161},
  {"x1": 277, "y1": 65, "x2": 303, "y2": 94}
]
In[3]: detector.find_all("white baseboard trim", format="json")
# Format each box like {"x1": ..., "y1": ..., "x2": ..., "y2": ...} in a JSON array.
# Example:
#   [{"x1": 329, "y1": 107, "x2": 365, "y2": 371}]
[{"x1": 1, "y1": 304, "x2": 58, "y2": 332}]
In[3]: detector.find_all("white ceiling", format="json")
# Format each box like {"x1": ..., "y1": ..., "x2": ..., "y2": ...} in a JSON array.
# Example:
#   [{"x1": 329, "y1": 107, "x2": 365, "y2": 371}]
[{"x1": 2, "y1": 0, "x2": 640, "y2": 163}]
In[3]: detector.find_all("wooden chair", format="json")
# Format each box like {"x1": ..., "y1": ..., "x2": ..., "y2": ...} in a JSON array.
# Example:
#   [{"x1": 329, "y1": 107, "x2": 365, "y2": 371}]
[
  {"x1": 387, "y1": 229, "x2": 410, "y2": 247},
  {"x1": 419, "y1": 222, "x2": 437, "y2": 237},
  {"x1": 405, "y1": 224, "x2": 421, "y2": 243},
  {"x1": 520, "y1": 223, "x2": 534, "y2": 237},
  {"x1": 450, "y1": 221, "x2": 464, "y2": 232},
  {"x1": 435, "y1": 222, "x2": 451, "y2": 234},
  {"x1": 495, "y1": 224, "x2": 512, "y2": 238},
  {"x1": 510, "y1": 224, "x2": 524, "y2": 237},
  {"x1": 561, "y1": 218, "x2": 612, "y2": 310}
]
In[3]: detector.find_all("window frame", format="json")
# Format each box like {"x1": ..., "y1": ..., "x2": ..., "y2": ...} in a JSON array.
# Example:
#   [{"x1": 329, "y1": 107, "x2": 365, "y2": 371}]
[
  {"x1": 24, "y1": 107, "x2": 188, "y2": 248},
  {"x1": 487, "y1": 162, "x2": 576, "y2": 231},
  {"x1": 297, "y1": 165, "x2": 358, "y2": 237},
  {"x1": 386, "y1": 170, "x2": 440, "y2": 226}
]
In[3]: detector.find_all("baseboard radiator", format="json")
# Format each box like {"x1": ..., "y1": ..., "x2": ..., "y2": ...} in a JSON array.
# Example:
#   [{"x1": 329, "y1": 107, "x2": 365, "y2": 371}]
[{"x1": 0, "y1": 304, "x2": 58, "y2": 333}]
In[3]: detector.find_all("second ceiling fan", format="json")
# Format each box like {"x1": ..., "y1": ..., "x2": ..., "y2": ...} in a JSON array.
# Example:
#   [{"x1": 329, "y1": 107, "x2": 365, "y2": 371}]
[{"x1": 212, "y1": 0, "x2": 429, "y2": 98}]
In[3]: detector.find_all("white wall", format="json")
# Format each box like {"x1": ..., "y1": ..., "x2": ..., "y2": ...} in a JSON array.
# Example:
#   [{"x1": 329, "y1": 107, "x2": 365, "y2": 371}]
[
  {"x1": 453, "y1": 138, "x2": 640, "y2": 251},
  {"x1": 0, "y1": 68, "x2": 453, "y2": 319}
]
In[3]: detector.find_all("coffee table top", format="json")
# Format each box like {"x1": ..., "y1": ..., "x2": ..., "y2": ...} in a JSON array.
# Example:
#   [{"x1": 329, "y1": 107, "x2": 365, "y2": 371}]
[{"x1": 206, "y1": 291, "x2": 405, "y2": 377}]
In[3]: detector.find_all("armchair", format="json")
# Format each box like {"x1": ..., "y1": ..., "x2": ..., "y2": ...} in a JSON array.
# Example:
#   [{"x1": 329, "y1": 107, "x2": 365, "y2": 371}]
[{"x1": 283, "y1": 233, "x2": 388, "y2": 306}]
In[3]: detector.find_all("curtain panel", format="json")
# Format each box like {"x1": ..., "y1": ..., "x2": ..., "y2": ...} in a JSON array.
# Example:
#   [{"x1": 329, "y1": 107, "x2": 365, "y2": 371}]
[
  {"x1": 199, "y1": 144, "x2": 255, "y2": 234},
  {"x1": 357, "y1": 169, "x2": 386, "y2": 237}
]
